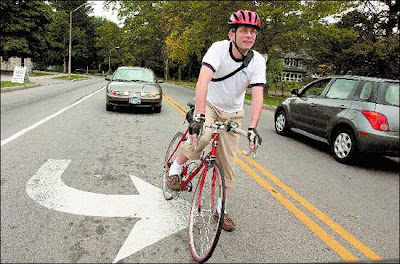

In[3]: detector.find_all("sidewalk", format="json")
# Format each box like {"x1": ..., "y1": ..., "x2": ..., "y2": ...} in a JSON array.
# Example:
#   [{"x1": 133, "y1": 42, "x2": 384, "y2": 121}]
[{"x1": 1, "y1": 71, "x2": 97, "y2": 93}]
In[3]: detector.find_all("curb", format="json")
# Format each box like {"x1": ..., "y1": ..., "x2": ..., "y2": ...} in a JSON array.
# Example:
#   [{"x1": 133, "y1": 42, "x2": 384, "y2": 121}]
[
  {"x1": 0, "y1": 76, "x2": 97, "y2": 93},
  {"x1": 1, "y1": 83, "x2": 41, "y2": 93}
]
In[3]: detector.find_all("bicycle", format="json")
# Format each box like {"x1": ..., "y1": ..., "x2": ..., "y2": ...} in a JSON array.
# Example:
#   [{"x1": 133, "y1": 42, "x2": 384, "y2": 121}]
[{"x1": 161, "y1": 101, "x2": 258, "y2": 263}]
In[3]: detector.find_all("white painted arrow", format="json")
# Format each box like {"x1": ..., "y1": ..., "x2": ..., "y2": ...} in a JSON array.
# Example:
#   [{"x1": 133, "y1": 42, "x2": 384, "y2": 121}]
[{"x1": 26, "y1": 159, "x2": 190, "y2": 263}]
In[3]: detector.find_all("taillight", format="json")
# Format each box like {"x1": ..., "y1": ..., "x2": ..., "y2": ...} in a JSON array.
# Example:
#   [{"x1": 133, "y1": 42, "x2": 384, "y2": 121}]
[{"x1": 362, "y1": 110, "x2": 389, "y2": 131}]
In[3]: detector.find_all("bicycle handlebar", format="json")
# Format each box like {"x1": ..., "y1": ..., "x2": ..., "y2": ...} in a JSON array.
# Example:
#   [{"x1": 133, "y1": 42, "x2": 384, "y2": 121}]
[{"x1": 193, "y1": 120, "x2": 260, "y2": 159}]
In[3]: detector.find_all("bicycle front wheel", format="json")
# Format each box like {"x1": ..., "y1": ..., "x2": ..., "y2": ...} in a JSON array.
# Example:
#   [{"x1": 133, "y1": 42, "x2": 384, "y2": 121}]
[
  {"x1": 162, "y1": 131, "x2": 186, "y2": 200},
  {"x1": 189, "y1": 162, "x2": 225, "y2": 263}
]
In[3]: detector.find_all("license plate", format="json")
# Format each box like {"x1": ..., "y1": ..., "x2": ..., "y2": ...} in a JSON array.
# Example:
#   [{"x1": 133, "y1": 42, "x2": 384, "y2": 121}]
[{"x1": 129, "y1": 97, "x2": 141, "y2": 104}]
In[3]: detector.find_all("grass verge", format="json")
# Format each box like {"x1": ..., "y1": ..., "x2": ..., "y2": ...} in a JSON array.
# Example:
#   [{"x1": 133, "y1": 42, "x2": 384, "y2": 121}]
[
  {"x1": 1, "y1": 81, "x2": 32, "y2": 88},
  {"x1": 169, "y1": 80, "x2": 287, "y2": 107},
  {"x1": 245, "y1": 94, "x2": 286, "y2": 107},
  {"x1": 52, "y1": 74, "x2": 88, "y2": 80}
]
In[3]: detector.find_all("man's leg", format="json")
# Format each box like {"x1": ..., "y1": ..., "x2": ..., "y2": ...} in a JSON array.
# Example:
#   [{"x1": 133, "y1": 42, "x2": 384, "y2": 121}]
[
  {"x1": 215, "y1": 109, "x2": 244, "y2": 231},
  {"x1": 167, "y1": 104, "x2": 216, "y2": 190}
]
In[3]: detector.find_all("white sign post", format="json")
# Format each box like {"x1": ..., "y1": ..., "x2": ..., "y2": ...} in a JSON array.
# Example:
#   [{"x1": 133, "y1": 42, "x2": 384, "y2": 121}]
[{"x1": 11, "y1": 66, "x2": 29, "y2": 83}]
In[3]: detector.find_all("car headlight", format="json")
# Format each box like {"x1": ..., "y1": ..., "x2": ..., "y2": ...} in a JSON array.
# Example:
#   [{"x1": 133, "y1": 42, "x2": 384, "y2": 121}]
[
  {"x1": 140, "y1": 91, "x2": 160, "y2": 98},
  {"x1": 109, "y1": 90, "x2": 130, "y2": 96}
]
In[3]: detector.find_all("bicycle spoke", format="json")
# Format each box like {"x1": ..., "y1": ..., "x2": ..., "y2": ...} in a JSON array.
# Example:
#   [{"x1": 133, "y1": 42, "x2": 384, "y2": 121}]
[
  {"x1": 162, "y1": 131, "x2": 186, "y2": 200},
  {"x1": 189, "y1": 163, "x2": 225, "y2": 262}
]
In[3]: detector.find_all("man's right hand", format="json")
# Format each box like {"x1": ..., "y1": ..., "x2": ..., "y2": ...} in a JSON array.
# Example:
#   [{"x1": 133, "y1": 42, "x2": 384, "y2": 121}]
[{"x1": 189, "y1": 113, "x2": 205, "y2": 146}]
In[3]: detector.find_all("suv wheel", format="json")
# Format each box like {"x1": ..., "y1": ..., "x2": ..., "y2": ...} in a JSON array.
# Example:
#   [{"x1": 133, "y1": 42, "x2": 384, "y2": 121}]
[
  {"x1": 275, "y1": 110, "x2": 291, "y2": 135},
  {"x1": 332, "y1": 128, "x2": 357, "y2": 164}
]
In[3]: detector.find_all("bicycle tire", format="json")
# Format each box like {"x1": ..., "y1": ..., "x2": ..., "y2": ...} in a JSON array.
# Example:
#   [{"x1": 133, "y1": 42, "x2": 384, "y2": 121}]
[
  {"x1": 189, "y1": 161, "x2": 225, "y2": 263},
  {"x1": 162, "y1": 132, "x2": 186, "y2": 200}
]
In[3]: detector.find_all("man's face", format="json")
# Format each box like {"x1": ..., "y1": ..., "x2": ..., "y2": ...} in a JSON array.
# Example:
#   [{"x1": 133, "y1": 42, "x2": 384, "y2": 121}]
[{"x1": 229, "y1": 25, "x2": 258, "y2": 50}]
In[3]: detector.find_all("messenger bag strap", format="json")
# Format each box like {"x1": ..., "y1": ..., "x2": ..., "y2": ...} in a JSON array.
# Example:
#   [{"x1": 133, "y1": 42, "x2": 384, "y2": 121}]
[{"x1": 211, "y1": 50, "x2": 254, "y2": 82}]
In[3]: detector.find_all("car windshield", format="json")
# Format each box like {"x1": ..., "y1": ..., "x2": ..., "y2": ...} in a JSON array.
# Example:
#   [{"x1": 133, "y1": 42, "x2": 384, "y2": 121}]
[{"x1": 112, "y1": 68, "x2": 155, "y2": 82}]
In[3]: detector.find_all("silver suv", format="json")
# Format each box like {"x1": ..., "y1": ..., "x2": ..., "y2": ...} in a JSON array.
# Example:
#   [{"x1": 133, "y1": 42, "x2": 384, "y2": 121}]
[{"x1": 274, "y1": 75, "x2": 399, "y2": 164}]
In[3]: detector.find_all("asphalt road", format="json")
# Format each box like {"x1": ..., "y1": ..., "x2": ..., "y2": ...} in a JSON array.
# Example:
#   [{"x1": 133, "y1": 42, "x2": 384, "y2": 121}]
[{"x1": 1, "y1": 77, "x2": 399, "y2": 263}]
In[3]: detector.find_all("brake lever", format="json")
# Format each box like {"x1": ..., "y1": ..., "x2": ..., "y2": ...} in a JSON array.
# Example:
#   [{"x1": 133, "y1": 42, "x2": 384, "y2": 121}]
[
  {"x1": 194, "y1": 126, "x2": 203, "y2": 151},
  {"x1": 242, "y1": 137, "x2": 259, "y2": 159}
]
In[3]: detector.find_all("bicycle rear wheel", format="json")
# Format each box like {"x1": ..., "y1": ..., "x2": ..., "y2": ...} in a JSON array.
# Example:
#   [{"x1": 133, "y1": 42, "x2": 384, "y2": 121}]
[
  {"x1": 162, "y1": 131, "x2": 186, "y2": 200},
  {"x1": 189, "y1": 162, "x2": 225, "y2": 263}
]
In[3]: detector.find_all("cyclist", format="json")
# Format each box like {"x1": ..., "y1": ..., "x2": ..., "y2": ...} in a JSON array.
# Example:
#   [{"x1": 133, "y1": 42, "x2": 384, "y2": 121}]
[{"x1": 167, "y1": 10, "x2": 266, "y2": 232}]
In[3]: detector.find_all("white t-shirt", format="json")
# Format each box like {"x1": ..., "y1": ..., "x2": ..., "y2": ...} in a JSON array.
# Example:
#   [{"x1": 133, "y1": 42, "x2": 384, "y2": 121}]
[{"x1": 202, "y1": 40, "x2": 266, "y2": 113}]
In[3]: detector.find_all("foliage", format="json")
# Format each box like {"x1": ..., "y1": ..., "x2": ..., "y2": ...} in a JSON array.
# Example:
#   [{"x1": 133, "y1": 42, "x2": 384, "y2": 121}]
[
  {"x1": 2, "y1": 0, "x2": 398, "y2": 80},
  {"x1": 0, "y1": 1, "x2": 54, "y2": 59},
  {"x1": 95, "y1": 20, "x2": 122, "y2": 71},
  {"x1": 267, "y1": 58, "x2": 285, "y2": 85}
]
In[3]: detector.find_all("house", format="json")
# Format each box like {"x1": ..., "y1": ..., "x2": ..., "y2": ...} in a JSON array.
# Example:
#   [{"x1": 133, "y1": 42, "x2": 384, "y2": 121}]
[
  {"x1": 1, "y1": 56, "x2": 33, "y2": 73},
  {"x1": 281, "y1": 52, "x2": 308, "y2": 82}
]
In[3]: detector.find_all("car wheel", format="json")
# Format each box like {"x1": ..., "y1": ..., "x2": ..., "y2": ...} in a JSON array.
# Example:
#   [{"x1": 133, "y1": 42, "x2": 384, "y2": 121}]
[
  {"x1": 154, "y1": 105, "x2": 162, "y2": 113},
  {"x1": 275, "y1": 110, "x2": 290, "y2": 135},
  {"x1": 332, "y1": 128, "x2": 357, "y2": 164},
  {"x1": 106, "y1": 104, "x2": 113, "y2": 111}
]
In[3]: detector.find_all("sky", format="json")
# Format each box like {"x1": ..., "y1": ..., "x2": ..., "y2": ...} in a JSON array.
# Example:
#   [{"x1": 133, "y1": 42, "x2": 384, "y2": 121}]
[{"x1": 88, "y1": 1, "x2": 123, "y2": 25}]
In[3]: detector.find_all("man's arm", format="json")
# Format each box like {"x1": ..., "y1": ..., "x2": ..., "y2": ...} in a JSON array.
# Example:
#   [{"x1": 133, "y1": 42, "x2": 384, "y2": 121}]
[
  {"x1": 194, "y1": 65, "x2": 214, "y2": 114},
  {"x1": 249, "y1": 85, "x2": 264, "y2": 128}
]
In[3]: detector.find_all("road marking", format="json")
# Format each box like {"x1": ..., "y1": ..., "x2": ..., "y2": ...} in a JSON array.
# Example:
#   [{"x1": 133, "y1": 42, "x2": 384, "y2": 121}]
[
  {"x1": 26, "y1": 159, "x2": 190, "y2": 263},
  {"x1": 1, "y1": 86, "x2": 105, "y2": 147},
  {"x1": 239, "y1": 152, "x2": 383, "y2": 261},
  {"x1": 163, "y1": 93, "x2": 187, "y2": 115},
  {"x1": 235, "y1": 157, "x2": 359, "y2": 261},
  {"x1": 164, "y1": 93, "x2": 383, "y2": 262}
]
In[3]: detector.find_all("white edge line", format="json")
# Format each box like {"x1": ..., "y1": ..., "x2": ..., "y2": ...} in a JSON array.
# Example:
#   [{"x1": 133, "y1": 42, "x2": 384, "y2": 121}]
[{"x1": 1, "y1": 86, "x2": 105, "y2": 147}]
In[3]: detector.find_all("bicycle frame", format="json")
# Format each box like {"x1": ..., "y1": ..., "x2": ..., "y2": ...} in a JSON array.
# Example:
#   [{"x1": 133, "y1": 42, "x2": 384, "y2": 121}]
[{"x1": 165, "y1": 127, "x2": 222, "y2": 210}]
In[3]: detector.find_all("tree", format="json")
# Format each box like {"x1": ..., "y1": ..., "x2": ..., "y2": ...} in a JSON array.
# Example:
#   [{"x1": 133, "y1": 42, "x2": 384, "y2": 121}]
[
  {"x1": 0, "y1": 1, "x2": 54, "y2": 60},
  {"x1": 48, "y1": 0, "x2": 95, "y2": 72},
  {"x1": 95, "y1": 20, "x2": 122, "y2": 72}
]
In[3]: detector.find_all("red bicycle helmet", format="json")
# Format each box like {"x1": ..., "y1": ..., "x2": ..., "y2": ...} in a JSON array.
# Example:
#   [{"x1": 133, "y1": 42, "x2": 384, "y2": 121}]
[{"x1": 228, "y1": 10, "x2": 261, "y2": 29}]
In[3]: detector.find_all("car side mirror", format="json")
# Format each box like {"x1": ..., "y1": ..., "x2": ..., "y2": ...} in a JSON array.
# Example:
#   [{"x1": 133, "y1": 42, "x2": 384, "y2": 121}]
[
  {"x1": 157, "y1": 79, "x2": 164, "y2": 83},
  {"x1": 291, "y1": 89, "x2": 299, "y2": 96},
  {"x1": 105, "y1": 75, "x2": 112, "y2": 81}
]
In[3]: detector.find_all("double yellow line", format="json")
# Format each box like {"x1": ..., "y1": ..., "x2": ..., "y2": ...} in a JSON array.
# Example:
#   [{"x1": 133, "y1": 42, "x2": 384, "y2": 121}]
[{"x1": 163, "y1": 93, "x2": 383, "y2": 262}]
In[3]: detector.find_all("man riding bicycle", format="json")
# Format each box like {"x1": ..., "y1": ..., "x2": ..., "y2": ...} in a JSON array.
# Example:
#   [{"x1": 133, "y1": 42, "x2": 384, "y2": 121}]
[{"x1": 167, "y1": 10, "x2": 266, "y2": 232}]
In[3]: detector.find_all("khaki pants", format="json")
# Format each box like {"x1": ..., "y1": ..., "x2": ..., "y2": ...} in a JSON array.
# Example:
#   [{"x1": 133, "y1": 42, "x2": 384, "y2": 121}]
[{"x1": 181, "y1": 103, "x2": 244, "y2": 188}]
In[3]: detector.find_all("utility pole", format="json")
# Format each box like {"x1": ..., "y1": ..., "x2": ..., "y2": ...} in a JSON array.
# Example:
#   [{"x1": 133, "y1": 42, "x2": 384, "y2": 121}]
[
  {"x1": 108, "y1": 47, "x2": 120, "y2": 74},
  {"x1": 68, "y1": 3, "x2": 86, "y2": 76}
]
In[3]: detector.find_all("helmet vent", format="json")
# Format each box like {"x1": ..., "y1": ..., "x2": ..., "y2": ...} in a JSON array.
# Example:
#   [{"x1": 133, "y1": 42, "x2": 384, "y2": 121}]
[{"x1": 240, "y1": 10, "x2": 246, "y2": 20}]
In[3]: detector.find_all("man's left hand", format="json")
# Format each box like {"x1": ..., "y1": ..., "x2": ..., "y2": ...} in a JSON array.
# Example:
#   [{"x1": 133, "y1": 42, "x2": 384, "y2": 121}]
[{"x1": 248, "y1": 128, "x2": 262, "y2": 152}]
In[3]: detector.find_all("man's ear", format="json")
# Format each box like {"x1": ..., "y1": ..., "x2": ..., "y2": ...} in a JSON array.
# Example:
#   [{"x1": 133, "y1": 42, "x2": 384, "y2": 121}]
[{"x1": 228, "y1": 31, "x2": 235, "y2": 40}]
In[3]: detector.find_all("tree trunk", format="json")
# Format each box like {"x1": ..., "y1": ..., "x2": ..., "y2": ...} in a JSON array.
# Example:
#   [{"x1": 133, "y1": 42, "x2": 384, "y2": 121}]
[
  {"x1": 178, "y1": 63, "x2": 182, "y2": 81},
  {"x1": 263, "y1": 49, "x2": 269, "y2": 96},
  {"x1": 63, "y1": 55, "x2": 67, "y2": 73},
  {"x1": 164, "y1": 57, "x2": 169, "y2": 80}
]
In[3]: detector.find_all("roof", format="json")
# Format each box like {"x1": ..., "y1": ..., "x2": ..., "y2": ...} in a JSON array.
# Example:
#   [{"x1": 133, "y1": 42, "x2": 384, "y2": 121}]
[
  {"x1": 325, "y1": 75, "x2": 399, "y2": 83},
  {"x1": 116, "y1": 66, "x2": 152, "y2": 71}
]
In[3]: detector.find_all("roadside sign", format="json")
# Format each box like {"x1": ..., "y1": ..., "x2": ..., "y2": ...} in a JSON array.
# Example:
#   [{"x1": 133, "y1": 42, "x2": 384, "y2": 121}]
[{"x1": 11, "y1": 66, "x2": 29, "y2": 83}]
